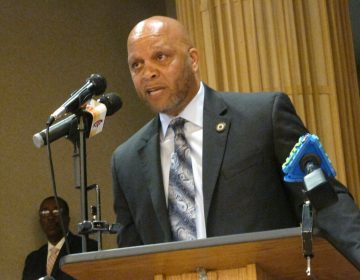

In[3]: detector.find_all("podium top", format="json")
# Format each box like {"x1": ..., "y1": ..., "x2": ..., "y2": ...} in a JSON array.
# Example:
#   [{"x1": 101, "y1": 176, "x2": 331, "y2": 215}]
[{"x1": 61, "y1": 227, "x2": 359, "y2": 279}]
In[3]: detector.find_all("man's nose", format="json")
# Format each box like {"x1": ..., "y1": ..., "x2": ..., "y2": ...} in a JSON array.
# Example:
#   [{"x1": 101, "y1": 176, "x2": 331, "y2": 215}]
[
  {"x1": 143, "y1": 63, "x2": 159, "y2": 80},
  {"x1": 46, "y1": 214, "x2": 57, "y2": 220}
]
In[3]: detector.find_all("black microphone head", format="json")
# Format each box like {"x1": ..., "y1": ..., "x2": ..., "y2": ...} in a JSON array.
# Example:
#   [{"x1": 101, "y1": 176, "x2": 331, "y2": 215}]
[
  {"x1": 300, "y1": 153, "x2": 321, "y2": 174},
  {"x1": 98, "y1": 93, "x2": 123, "y2": 116},
  {"x1": 88, "y1": 74, "x2": 107, "y2": 95}
]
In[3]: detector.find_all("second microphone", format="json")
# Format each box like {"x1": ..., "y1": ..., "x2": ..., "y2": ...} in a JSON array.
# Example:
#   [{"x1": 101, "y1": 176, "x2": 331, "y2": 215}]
[{"x1": 33, "y1": 93, "x2": 122, "y2": 148}]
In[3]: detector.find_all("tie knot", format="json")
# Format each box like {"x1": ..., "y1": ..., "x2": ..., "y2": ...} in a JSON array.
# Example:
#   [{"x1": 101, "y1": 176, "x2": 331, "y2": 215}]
[{"x1": 169, "y1": 118, "x2": 186, "y2": 135}]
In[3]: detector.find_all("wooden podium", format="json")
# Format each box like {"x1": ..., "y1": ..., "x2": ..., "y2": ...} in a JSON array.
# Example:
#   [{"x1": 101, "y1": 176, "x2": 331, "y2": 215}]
[{"x1": 60, "y1": 227, "x2": 359, "y2": 279}]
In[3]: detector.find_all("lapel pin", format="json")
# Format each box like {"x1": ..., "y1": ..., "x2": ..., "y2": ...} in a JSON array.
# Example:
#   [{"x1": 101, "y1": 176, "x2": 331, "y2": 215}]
[{"x1": 216, "y1": 122, "x2": 226, "y2": 132}]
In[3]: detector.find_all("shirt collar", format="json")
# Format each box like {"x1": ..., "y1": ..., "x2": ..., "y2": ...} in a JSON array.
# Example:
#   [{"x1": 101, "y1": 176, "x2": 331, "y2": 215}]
[
  {"x1": 48, "y1": 236, "x2": 66, "y2": 252},
  {"x1": 159, "y1": 82, "x2": 204, "y2": 137}
]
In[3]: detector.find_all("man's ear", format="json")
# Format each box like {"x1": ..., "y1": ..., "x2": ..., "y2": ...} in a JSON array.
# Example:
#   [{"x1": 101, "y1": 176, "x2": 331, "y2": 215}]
[{"x1": 188, "y1": 47, "x2": 199, "y2": 73}]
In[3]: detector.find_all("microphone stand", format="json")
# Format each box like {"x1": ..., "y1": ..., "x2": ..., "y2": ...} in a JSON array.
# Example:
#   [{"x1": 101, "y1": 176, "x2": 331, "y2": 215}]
[
  {"x1": 71, "y1": 113, "x2": 89, "y2": 252},
  {"x1": 77, "y1": 184, "x2": 120, "y2": 250},
  {"x1": 301, "y1": 199, "x2": 313, "y2": 277},
  {"x1": 70, "y1": 110, "x2": 119, "y2": 251}
]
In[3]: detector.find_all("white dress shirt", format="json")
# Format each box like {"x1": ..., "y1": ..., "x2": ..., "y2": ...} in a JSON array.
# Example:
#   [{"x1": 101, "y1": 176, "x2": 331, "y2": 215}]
[{"x1": 159, "y1": 82, "x2": 206, "y2": 239}]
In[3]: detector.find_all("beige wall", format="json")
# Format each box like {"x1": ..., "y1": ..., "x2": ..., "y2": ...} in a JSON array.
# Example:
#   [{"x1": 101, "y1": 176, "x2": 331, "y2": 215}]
[{"x1": 0, "y1": 1, "x2": 175, "y2": 279}]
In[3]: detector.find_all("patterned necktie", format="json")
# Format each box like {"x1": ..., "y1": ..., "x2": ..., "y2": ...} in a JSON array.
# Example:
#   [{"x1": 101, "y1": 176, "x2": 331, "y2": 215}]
[
  {"x1": 168, "y1": 118, "x2": 197, "y2": 241},
  {"x1": 47, "y1": 247, "x2": 59, "y2": 276}
]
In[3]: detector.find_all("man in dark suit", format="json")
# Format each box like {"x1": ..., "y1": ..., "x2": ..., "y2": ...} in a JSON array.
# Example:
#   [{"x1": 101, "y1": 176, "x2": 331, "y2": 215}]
[
  {"x1": 23, "y1": 196, "x2": 97, "y2": 280},
  {"x1": 112, "y1": 16, "x2": 360, "y2": 267}
]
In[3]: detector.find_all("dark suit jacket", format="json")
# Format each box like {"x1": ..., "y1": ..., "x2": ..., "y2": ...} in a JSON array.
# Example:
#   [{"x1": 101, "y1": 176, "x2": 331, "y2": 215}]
[
  {"x1": 112, "y1": 85, "x2": 360, "y2": 267},
  {"x1": 22, "y1": 232, "x2": 98, "y2": 280}
]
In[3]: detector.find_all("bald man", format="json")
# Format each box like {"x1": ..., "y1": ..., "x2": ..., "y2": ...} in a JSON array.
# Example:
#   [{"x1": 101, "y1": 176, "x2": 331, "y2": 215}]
[{"x1": 112, "y1": 16, "x2": 360, "y2": 268}]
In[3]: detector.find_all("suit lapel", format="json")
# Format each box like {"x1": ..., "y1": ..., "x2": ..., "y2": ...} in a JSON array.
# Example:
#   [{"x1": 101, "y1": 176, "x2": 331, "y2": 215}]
[
  {"x1": 52, "y1": 247, "x2": 63, "y2": 277},
  {"x1": 39, "y1": 245, "x2": 48, "y2": 276},
  {"x1": 202, "y1": 86, "x2": 231, "y2": 222},
  {"x1": 138, "y1": 118, "x2": 172, "y2": 240},
  {"x1": 135, "y1": 86, "x2": 231, "y2": 238},
  {"x1": 52, "y1": 233, "x2": 73, "y2": 277}
]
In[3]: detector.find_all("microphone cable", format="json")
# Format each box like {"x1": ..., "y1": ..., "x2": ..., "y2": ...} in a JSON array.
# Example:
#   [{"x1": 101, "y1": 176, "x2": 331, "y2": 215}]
[{"x1": 45, "y1": 122, "x2": 70, "y2": 255}]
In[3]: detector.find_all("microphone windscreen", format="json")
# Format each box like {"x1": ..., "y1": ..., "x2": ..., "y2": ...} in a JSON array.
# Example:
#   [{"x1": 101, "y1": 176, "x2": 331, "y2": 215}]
[
  {"x1": 98, "y1": 93, "x2": 123, "y2": 116},
  {"x1": 88, "y1": 74, "x2": 107, "y2": 95}
]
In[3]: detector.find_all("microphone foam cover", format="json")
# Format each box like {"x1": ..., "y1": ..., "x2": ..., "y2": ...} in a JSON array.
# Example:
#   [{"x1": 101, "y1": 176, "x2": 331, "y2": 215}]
[
  {"x1": 88, "y1": 74, "x2": 107, "y2": 95},
  {"x1": 98, "y1": 93, "x2": 123, "y2": 116}
]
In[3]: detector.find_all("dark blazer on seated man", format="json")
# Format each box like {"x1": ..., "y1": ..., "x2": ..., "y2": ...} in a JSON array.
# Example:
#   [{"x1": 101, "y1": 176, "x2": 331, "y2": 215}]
[
  {"x1": 23, "y1": 196, "x2": 97, "y2": 280},
  {"x1": 112, "y1": 15, "x2": 360, "y2": 271},
  {"x1": 23, "y1": 231, "x2": 97, "y2": 280}
]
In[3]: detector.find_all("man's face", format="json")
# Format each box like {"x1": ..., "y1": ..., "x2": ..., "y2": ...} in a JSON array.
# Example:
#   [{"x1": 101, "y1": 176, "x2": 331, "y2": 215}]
[
  {"x1": 39, "y1": 198, "x2": 69, "y2": 243},
  {"x1": 127, "y1": 22, "x2": 199, "y2": 116}
]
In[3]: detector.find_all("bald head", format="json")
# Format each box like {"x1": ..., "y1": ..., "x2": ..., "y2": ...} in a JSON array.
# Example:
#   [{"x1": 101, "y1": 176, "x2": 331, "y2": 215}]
[{"x1": 128, "y1": 16, "x2": 193, "y2": 49}]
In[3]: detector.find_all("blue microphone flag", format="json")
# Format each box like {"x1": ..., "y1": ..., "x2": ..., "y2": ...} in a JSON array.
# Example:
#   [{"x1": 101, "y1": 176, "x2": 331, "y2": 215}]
[{"x1": 282, "y1": 134, "x2": 336, "y2": 182}]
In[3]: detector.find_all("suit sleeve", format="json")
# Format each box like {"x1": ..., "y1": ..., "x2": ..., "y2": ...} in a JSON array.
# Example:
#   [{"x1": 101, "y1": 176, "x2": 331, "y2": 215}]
[
  {"x1": 272, "y1": 93, "x2": 360, "y2": 269},
  {"x1": 112, "y1": 152, "x2": 143, "y2": 247},
  {"x1": 22, "y1": 253, "x2": 34, "y2": 280},
  {"x1": 22, "y1": 250, "x2": 46, "y2": 280}
]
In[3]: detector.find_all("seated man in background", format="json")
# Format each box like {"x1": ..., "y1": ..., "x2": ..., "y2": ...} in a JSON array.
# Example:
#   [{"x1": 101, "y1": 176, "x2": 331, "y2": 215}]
[{"x1": 22, "y1": 196, "x2": 97, "y2": 280}]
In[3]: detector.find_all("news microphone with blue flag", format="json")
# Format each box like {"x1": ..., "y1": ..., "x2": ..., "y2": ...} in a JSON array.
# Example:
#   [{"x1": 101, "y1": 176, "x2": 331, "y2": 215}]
[{"x1": 282, "y1": 133, "x2": 338, "y2": 210}]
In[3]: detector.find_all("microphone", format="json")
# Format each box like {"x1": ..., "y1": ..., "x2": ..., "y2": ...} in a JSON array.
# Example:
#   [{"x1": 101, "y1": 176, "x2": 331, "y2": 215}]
[
  {"x1": 48, "y1": 74, "x2": 107, "y2": 124},
  {"x1": 96, "y1": 92, "x2": 122, "y2": 116},
  {"x1": 33, "y1": 93, "x2": 122, "y2": 148},
  {"x1": 282, "y1": 134, "x2": 338, "y2": 210}
]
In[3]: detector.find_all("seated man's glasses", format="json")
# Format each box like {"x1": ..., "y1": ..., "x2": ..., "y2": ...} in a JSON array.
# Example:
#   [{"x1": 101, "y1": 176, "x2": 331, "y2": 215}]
[{"x1": 39, "y1": 209, "x2": 62, "y2": 217}]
